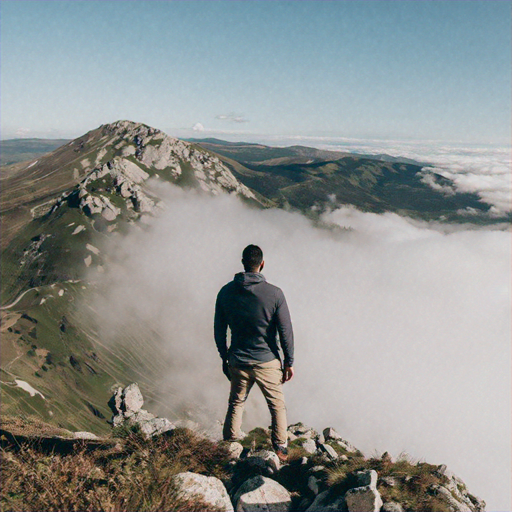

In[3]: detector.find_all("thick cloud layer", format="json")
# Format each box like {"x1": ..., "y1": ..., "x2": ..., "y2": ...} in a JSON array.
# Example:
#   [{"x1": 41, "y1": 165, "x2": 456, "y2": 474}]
[{"x1": 91, "y1": 184, "x2": 511, "y2": 511}]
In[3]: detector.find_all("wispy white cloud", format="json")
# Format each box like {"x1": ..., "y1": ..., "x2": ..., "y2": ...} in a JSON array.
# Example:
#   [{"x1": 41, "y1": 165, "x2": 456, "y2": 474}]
[
  {"x1": 215, "y1": 112, "x2": 249, "y2": 123},
  {"x1": 15, "y1": 127, "x2": 32, "y2": 137}
]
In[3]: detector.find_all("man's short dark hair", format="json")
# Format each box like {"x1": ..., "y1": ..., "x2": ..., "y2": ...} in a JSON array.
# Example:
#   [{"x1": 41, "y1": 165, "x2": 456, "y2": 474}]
[{"x1": 242, "y1": 245, "x2": 263, "y2": 272}]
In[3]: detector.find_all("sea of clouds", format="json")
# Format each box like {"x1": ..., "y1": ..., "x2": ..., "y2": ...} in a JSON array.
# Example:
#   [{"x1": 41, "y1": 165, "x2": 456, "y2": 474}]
[
  {"x1": 261, "y1": 135, "x2": 512, "y2": 218},
  {"x1": 89, "y1": 142, "x2": 511, "y2": 511}
]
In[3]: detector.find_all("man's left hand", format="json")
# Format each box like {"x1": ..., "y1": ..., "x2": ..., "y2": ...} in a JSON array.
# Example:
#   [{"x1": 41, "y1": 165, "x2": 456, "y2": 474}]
[{"x1": 282, "y1": 366, "x2": 294, "y2": 383}]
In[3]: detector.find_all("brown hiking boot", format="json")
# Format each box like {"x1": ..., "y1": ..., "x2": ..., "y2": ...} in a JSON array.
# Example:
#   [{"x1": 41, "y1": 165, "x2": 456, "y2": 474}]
[{"x1": 274, "y1": 445, "x2": 288, "y2": 463}]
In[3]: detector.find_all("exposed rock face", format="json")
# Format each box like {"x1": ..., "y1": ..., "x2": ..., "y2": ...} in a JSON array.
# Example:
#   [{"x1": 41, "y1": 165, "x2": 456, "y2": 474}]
[
  {"x1": 345, "y1": 485, "x2": 383, "y2": 512},
  {"x1": 305, "y1": 490, "x2": 345, "y2": 512},
  {"x1": 287, "y1": 423, "x2": 318, "y2": 440},
  {"x1": 323, "y1": 427, "x2": 357, "y2": 452},
  {"x1": 344, "y1": 470, "x2": 383, "y2": 512},
  {"x1": 316, "y1": 442, "x2": 338, "y2": 460},
  {"x1": 109, "y1": 383, "x2": 175, "y2": 437},
  {"x1": 122, "y1": 382, "x2": 144, "y2": 415},
  {"x1": 172, "y1": 472, "x2": 233, "y2": 512},
  {"x1": 301, "y1": 438, "x2": 317, "y2": 454},
  {"x1": 226, "y1": 441, "x2": 244, "y2": 460},
  {"x1": 103, "y1": 384, "x2": 484, "y2": 512},
  {"x1": 234, "y1": 475, "x2": 292, "y2": 512},
  {"x1": 47, "y1": 120, "x2": 259, "y2": 229},
  {"x1": 382, "y1": 503, "x2": 404, "y2": 512}
]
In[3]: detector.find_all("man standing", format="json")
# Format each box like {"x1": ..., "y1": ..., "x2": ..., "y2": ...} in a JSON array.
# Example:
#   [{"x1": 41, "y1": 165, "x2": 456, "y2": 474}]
[{"x1": 214, "y1": 245, "x2": 294, "y2": 461}]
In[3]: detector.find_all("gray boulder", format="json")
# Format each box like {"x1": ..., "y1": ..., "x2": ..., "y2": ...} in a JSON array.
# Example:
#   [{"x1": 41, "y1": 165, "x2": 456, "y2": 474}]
[
  {"x1": 345, "y1": 470, "x2": 382, "y2": 512},
  {"x1": 172, "y1": 471, "x2": 233, "y2": 512},
  {"x1": 234, "y1": 475, "x2": 291, "y2": 512},
  {"x1": 288, "y1": 423, "x2": 318, "y2": 440},
  {"x1": 126, "y1": 409, "x2": 155, "y2": 424},
  {"x1": 345, "y1": 485, "x2": 383, "y2": 512},
  {"x1": 226, "y1": 441, "x2": 244, "y2": 460},
  {"x1": 355, "y1": 470, "x2": 378, "y2": 488},
  {"x1": 301, "y1": 438, "x2": 317, "y2": 454},
  {"x1": 305, "y1": 490, "x2": 345, "y2": 512},
  {"x1": 316, "y1": 443, "x2": 338, "y2": 460},
  {"x1": 308, "y1": 475, "x2": 320, "y2": 496},
  {"x1": 431, "y1": 485, "x2": 473, "y2": 512},
  {"x1": 251, "y1": 450, "x2": 280, "y2": 473},
  {"x1": 322, "y1": 428, "x2": 357, "y2": 452},
  {"x1": 73, "y1": 431, "x2": 98, "y2": 440},
  {"x1": 382, "y1": 503, "x2": 404, "y2": 512},
  {"x1": 122, "y1": 383, "x2": 144, "y2": 415},
  {"x1": 138, "y1": 417, "x2": 175, "y2": 437}
]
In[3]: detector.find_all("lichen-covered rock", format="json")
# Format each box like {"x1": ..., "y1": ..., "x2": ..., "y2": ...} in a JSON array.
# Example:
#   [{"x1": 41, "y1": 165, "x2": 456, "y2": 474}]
[
  {"x1": 172, "y1": 472, "x2": 233, "y2": 512},
  {"x1": 288, "y1": 423, "x2": 318, "y2": 440},
  {"x1": 301, "y1": 438, "x2": 317, "y2": 454},
  {"x1": 355, "y1": 470, "x2": 378, "y2": 488},
  {"x1": 345, "y1": 485, "x2": 383, "y2": 512},
  {"x1": 226, "y1": 441, "x2": 244, "y2": 460},
  {"x1": 139, "y1": 417, "x2": 175, "y2": 437},
  {"x1": 305, "y1": 490, "x2": 344, "y2": 512},
  {"x1": 322, "y1": 427, "x2": 357, "y2": 452},
  {"x1": 73, "y1": 431, "x2": 98, "y2": 440},
  {"x1": 251, "y1": 450, "x2": 280, "y2": 473},
  {"x1": 122, "y1": 383, "x2": 144, "y2": 414},
  {"x1": 316, "y1": 443, "x2": 338, "y2": 460},
  {"x1": 382, "y1": 502, "x2": 404, "y2": 512},
  {"x1": 234, "y1": 475, "x2": 291, "y2": 512}
]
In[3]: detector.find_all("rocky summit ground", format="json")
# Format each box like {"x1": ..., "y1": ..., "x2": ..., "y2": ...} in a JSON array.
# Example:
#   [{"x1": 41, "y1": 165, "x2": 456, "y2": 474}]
[{"x1": 1, "y1": 383, "x2": 486, "y2": 512}]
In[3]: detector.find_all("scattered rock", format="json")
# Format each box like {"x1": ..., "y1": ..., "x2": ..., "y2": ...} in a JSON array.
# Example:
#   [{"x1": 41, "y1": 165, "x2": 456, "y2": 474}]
[
  {"x1": 234, "y1": 475, "x2": 292, "y2": 512},
  {"x1": 382, "y1": 502, "x2": 404, "y2": 512},
  {"x1": 316, "y1": 443, "x2": 338, "y2": 460},
  {"x1": 308, "y1": 475, "x2": 320, "y2": 495},
  {"x1": 288, "y1": 423, "x2": 318, "y2": 440},
  {"x1": 122, "y1": 383, "x2": 144, "y2": 415},
  {"x1": 109, "y1": 383, "x2": 175, "y2": 437},
  {"x1": 172, "y1": 472, "x2": 233, "y2": 512},
  {"x1": 226, "y1": 442, "x2": 244, "y2": 460},
  {"x1": 355, "y1": 470, "x2": 378, "y2": 488},
  {"x1": 301, "y1": 438, "x2": 317, "y2": 454},
  {"x1": 305, "y1": 490, "x2": 344, "y2": 512},
  {"x1": 345, "y1": 485, "x2": 383, "y2": 512},
  {"x1": 73, "y1": 431, "x2": 98, "y2": 440}
]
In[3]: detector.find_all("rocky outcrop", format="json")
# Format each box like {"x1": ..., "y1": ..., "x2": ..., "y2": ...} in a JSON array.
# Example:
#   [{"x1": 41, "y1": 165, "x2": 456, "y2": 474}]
[
  {"x1": 109, "y1": 383, "x2": 175, "y2": 437},
  {"x1": 172, "y1": 472, "x2": 233, "y2": 512},
  {"x1": 47, "y1": 120, "x2": 259, "y2": 228},
  {"x1": 103, "y1": 386, "x2": 485, "y2": 512},
  {"x1": 233, "y1": 475, "x2": 292, "y2": 512},
  {"x1": 345, "y1": 470, "x2": 383, "y2": 512}
]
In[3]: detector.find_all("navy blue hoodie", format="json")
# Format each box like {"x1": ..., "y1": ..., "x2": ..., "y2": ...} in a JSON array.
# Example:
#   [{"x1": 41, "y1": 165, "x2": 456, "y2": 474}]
[{"x1": 214, "y1": 272, "x2": 294, "y2": 367}]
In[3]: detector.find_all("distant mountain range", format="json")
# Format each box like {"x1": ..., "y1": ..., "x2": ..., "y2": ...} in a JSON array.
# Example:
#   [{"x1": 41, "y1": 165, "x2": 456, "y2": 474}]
[
  {"x1": 0, "y1": 121, "x2": 509, "y2": 434},
  {"x1": 0, "y1": 138, "x2": 71, "y2": 166}
]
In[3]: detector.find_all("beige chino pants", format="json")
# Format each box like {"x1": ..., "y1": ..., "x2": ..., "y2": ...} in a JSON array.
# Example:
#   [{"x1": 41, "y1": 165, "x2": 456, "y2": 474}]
[{"x1": 223, "y1": 358, "x2": 288, "y2": 447}]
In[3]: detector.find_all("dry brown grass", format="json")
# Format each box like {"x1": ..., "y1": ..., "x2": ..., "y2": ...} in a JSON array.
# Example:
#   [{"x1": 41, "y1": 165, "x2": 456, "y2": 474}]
[
  {"x1": 322, "y1": 452, "x2": 451, "y2": 512},
  {"x1": 1, "y1": 427, "x2": 229, "y2": 512}
]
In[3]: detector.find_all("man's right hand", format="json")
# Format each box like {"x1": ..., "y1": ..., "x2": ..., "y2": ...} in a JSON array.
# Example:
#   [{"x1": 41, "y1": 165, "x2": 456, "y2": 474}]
[
  {"x1": 222, "y1": 359, "x2": 231, "y2": 381},
  {"x1": 282, "y1": 366, "x2": 294, "y2": 383}
]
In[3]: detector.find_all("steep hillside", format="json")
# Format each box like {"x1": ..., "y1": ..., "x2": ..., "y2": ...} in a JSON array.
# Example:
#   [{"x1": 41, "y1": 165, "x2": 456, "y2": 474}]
[
  {"x1": 194, "y1": 139, "x2": 509, "y2": 224},
  {"x1": 0, "y1": 121, "x2": 265, "y2": 432}
]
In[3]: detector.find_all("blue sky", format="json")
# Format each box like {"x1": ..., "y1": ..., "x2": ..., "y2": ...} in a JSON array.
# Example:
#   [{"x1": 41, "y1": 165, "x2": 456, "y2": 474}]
[{"x1": 1, "y1": 0, "x2": 510, "y2": 144}]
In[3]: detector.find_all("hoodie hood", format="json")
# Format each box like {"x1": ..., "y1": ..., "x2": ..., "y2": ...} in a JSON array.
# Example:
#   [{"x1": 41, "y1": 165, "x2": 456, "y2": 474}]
[{"x1": 234, "y1": 272, "x2": 266, "y2": 288}]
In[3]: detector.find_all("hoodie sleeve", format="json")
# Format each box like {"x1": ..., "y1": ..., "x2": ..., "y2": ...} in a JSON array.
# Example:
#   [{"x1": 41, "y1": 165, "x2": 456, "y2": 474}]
[
  {"x1": 214, "y1": 289, "x2": 229, "y2": 361},
  {"x1": 275, "y1": 290, "x2": 294, "y2": 367}
]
